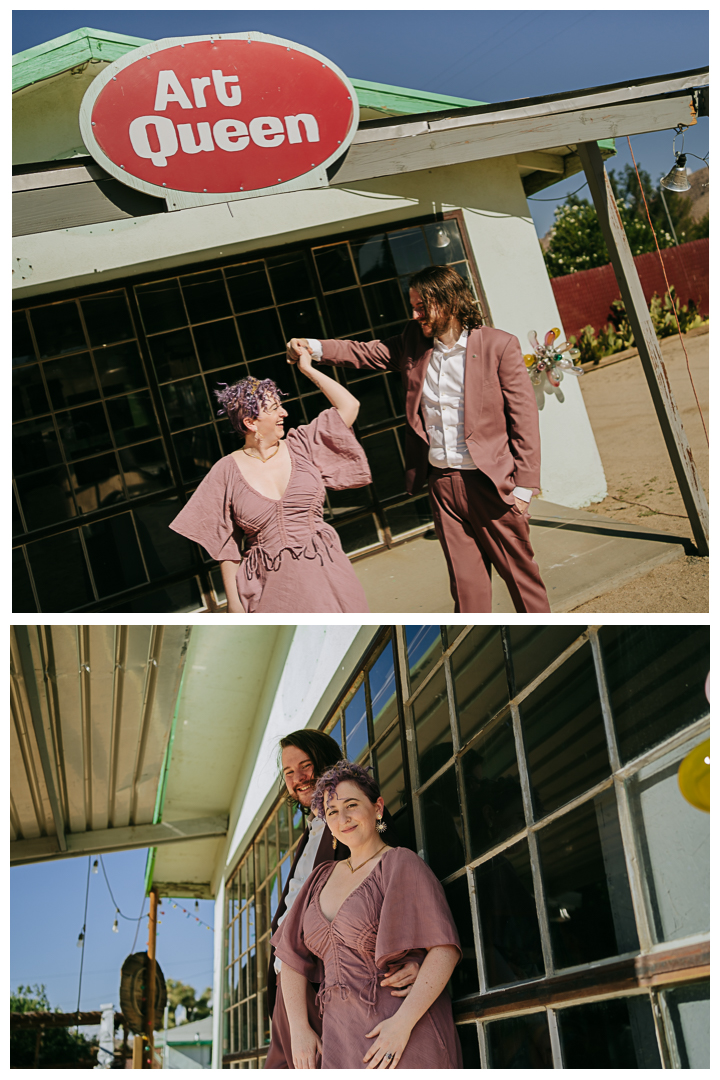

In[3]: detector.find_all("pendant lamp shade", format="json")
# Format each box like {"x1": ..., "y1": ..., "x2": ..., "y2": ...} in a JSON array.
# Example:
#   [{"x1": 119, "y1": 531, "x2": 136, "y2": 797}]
[{"x1": 660, "y1": 153, "x2": 691, "y2": 192}]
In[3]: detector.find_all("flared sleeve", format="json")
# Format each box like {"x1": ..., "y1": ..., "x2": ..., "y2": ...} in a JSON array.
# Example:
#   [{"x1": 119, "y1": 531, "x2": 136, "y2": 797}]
[
  {"x1": 168, "y1": 458, "x2": 244, "y2": 561},
  {"x1": 287, "y1": 408, "x2": 372, "y2": 491},
  {"x1": 270, "y1": 863, "x2": 327, "y2": 983},
  {"x1": 375, "y1": 849, "x2": 461, "y2": 972}
]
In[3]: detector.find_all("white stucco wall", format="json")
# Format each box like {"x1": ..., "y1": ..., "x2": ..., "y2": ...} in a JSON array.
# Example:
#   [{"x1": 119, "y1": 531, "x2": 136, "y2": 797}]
[{"x1": 13, "y1": 157, "x2": 606, "y2": 507}]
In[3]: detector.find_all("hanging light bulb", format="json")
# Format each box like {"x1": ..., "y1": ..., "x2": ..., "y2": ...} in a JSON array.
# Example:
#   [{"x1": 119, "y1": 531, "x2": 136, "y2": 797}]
[
  {"x1": 77, "y1": 930, "x2": 85, "y2": 948},
  {"x1": 660, "y1": 153, "x2": 691, "y2": 192},
  {"x1": 92, "y1": 860, "x2": 99, "y2": 874},
  {"x1": 434, "y1": 227, "x2": 451, "y2": 248},
  {"x1": 194, "y1": 900, "x2": 199, "y2": 911},
  {"x1": 112, "y1": 909, "x2": 119, "y2": 933}
]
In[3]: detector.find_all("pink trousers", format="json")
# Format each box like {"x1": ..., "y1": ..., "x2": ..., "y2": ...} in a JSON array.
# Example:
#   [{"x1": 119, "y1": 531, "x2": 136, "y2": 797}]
[{"x1": 428, "y1": 467, "x2": 551, "y2": 614}]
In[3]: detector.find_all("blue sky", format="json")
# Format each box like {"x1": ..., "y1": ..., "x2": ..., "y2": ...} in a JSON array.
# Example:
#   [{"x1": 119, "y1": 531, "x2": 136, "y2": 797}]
[{"x1": 12, "y1": 7, "x2": 709, "y2": 235}]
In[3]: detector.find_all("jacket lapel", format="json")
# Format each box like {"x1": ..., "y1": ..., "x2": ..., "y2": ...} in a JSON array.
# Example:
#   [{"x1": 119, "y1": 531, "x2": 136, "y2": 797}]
[
  {"x1": 463, "y1": 327, "x2": 485, "y2": 439},
  {"x1": 406, "y1": 343, "x2": 434, "y2": 440}
]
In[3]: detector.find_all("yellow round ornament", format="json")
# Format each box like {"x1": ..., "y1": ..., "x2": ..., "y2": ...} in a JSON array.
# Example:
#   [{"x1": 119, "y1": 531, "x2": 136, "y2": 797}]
[{"x1": 677, "y1": 738, "x2": 710, "y2": 812}]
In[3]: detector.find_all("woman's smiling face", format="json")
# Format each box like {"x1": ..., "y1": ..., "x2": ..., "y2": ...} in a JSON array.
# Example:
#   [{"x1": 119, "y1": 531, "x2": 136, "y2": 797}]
[
  {"x1": 324, "y1": 780, "x2": 384, "y2": 848},
  {"x1": 244, "y1": 394, "x2": 288, "y2": 441}
]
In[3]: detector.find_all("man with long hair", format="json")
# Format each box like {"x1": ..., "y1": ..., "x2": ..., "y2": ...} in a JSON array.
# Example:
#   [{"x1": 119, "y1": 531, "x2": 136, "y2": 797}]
[
  {"x1": 265, "y1": 729, "x2": 417, "y2": 1068},
  {"x1": 286, "y1": 265, "x2": 550, "y2": 613}
]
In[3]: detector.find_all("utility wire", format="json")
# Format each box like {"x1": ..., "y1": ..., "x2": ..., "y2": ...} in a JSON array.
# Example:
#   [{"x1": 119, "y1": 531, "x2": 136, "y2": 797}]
[
  {"x1": 99, "y1": 855, "x2": 144, "y2": 921},
  {"x1": 131, "y1": 896, "x2": 148, "y2": 955},
  {"x1": 529, "y1": 181, "x2": 588, "y2": 202},
  {"x1": 75, "y1": 856, "x2": 92, "y2": 1032}
]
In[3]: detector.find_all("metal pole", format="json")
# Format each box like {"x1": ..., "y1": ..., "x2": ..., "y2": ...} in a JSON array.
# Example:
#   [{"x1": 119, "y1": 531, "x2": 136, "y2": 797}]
[
  {"x1": 577, "y1": 140, "x2": 709, "y2": 556},
  {"x1": 132, "y1": 1034, "x2": 143, "y2": 1069},
  {"x1": 659, "y1": 186, "x2": 679, "y2": 245},
  {"x1": 146, "y1": 886, "x2": 159, "y2": 1068}
]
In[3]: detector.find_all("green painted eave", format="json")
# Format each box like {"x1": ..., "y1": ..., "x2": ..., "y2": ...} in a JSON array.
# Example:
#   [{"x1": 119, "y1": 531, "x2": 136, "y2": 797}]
[{"x1": 12, "y1": 27, "x2": 485, "y2": 116}]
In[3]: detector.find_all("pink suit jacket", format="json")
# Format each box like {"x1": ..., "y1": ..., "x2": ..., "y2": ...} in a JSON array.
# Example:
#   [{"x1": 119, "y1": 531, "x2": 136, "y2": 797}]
[{"x1": 319, "y1": 321, "x2": 541, "y2": 500}]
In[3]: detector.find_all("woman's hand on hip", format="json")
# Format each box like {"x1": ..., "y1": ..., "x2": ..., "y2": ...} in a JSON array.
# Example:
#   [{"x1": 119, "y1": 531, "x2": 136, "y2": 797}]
[
  {"x1": 380, "y1": 959, "x2": 420, "y2": 997},
  {"x1": 363, "y1": 1016, "x2": 412, "y2": 1069},
  {"x1": 290, "y1": 1025, "x2": 322, "y2": 1070}
]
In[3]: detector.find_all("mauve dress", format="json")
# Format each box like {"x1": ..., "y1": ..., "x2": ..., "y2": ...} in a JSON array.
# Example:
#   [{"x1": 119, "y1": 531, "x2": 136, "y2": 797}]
[
  {"x1": 168, "y1": 408, "x2": 370, "y2": 613},
  {"x1": 271, "y1": 847, "x2": 463, "y2": 1070}
]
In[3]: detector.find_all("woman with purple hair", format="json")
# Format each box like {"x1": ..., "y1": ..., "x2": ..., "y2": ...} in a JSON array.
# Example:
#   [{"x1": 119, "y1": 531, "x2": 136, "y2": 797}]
[
  {"x1": 271, "y1": 760, "x2": 462, "y2": 1069},
  {"x1": 169, "y1": 347, "x2": 370, "y2": 612}
]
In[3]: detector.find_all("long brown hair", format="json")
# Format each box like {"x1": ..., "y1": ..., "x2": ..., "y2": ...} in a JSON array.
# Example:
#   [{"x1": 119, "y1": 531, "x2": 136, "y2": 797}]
[{"x1": 408, "y1": 265, "x2": 484, "y2": 331}]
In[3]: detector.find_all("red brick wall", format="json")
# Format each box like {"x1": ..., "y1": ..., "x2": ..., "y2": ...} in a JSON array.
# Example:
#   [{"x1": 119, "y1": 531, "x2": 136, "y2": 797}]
[{"x1": 549, "y1": 238, "x2": 708, "y2": 342}]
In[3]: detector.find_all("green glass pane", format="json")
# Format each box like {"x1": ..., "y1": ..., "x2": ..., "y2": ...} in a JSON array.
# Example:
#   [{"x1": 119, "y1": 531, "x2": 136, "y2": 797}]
[
  {"x1": 13, "y1": 311, "x2": 35, "y2": 366},
  {"x1": 81, "y1": 291, "x2": 134, "y2": 347},
  {"x1": 15, "y1": 466, "x2": 75, "y2": 531},
  {"x1": 314, "y1": 243, "x2": 356, "y2": 291},
  {"x1": 94, "y1": 341, "x2": 147, "y2": 395},
  {"x1": 44, "y1": 353, "x2": 99, "y2": 411},
  {"x1": 31, "y1": 301, "x2": 86, "y2": 358},
  {"x1": 56, "y1": 402, "x2": 113, "y2": 460},
  {"x1": 13, "y1": 363, "x2": 50, "y2": 421},
  {"x1": 558, "y1": 996, "x2": 661, "y2": 1068},
  {"x1": 26, "y1": 529, "x2": 94, "y2": 611},
  {"x1": 266, "y1": 251, "x2": 315, "y2": 304},
  {"x1": 70, "y1": 452, "x2": 124, "y2": 514},
  {"x1": 106, "y1": 391, "x2": 160, "y2": 446},
  {"x1": 462, "y1": 714, "x2": 522, "y2": 860},
  {"x1": 180, "y1": 268, "x2": 232, "y2": 323},
  {"x1": 413, "y1": 666, "x2": 452, "y2": 783},
  {"x1": 476, "y1": 838, "x2": 544, "y2": 988},
  {"x1": 277, "y1": 298, "x2": 325, "y2": 341},
  {"x1": 120, "y1": 440, "x2": 173, "y2": 499},
  {"x1": 388, "y1": 227, "x2": 430, "y2": 276},
  {"x1": 324, "y1": 288, "x2": 368, "y2": 336},
  {"x1": 226, "y1": 261, "x2": 274, "y2": 313},
  {"x1": 361, "y1": 430, "x2": 405, "y2": 500},
  {"x1": 406, "y1": 625, "x2": 442, "y2": 695},
  {"x1": 444, "y1": 878, "x2": 479, "y2": 997},
  {"x1": 236, "y1": 309, "x2": 285, "y2": 360},
  {"x1": 507, "y1": 626, "x2": 586, "y2": 693},
  {"x1": 82, "y1": 513, "x2": 147, "y2": 598},
  {"x1": 161, "y1": 376, "x2": 213, "y2": 432},
  {"x1": 193, "y1": 318, "x2": 243, "y2": 371},
  {"x1": 383, "y1": 497, "x2": 433, "y2": 539},
  {"x1": 351, "y1": 234, "x2": 395, "y2": 284},
  {"x1": 136, "y1": 278, "x2": 187, "y2": 334},
  {"x1": 486, "y1": 1013, "x2": 553, "y2": 1068},
  {"x1": 451, "y1": 626, "x2": 508, "y2": 746},
  {"x1": 368, "y1": 640, "x2": 397, "y2": 741},
  {"x1": 13, "y1": 547, "x2": 38, "y2": 613},
  {"x1": 364, "y1": 279, "x2": 407, "y2": 329},
  {"x1": 149, "y1": 327, "x2": 198, "y2": 383},
  {"x1": 132, "y1": 497, "x2": 195, "y2": 579},
  {"x1": 420, "y1": 766, "x2": 463, "y2": 879},
  {"x1": 13, "y1": 416, "x2": 62, "y2": 475},
  {"x1": 345, "y1": 685, "x2": 369, "y2": 762}
]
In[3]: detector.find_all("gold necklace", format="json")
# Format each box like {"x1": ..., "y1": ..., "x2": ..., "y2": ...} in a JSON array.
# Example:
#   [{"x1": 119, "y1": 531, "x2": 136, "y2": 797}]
[
  {"x1": 242, "y1": 442, "x2": 280, "y2": 464},
  {"x1": 346, "y1": 844, "x2": 387, "y2": 875}
]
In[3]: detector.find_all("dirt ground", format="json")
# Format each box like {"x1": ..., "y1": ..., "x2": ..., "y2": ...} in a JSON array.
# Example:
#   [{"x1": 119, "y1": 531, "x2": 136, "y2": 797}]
[{"x1": 569, "y1": 325, "x2": 709, "y2": 613}]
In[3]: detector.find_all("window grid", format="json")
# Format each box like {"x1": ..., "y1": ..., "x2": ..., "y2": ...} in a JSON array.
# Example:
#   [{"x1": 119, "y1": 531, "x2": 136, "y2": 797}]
[{"x1": 221, "y1": 626, "x2": 709, "y2": 1068}]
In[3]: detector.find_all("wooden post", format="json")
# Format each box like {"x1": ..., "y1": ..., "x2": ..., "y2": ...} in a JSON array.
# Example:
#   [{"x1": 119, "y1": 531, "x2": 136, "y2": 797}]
[
  {"x1": 34, "y1": 1027, "x2": 43, "y2": 1068},
  {"x1": 132, "y1": 1034, "x2": 143, "y2": 1069},
  {"x1": 146, "y1": 886, "x2": 159, "y2": 1068},
  {"x1": 577, "y1": 140, "x2": 709, "y2": 556}
]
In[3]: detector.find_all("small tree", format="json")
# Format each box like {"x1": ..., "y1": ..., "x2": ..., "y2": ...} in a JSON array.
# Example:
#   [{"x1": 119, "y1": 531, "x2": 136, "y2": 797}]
[
  {"x1": 166, "y1": 978, "x2": 213, "y2": 1026},
  {"x1": 10, "y1": 984, "x2": 97, "y2": 1068}
]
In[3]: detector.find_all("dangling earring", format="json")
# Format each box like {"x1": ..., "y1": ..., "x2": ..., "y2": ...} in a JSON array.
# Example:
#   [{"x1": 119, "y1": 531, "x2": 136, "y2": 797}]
[
  {"x1": 332, "y1": 835, "x2": 337, "y2": 850},
  {"x1": 376, "y1": 818, "x2": 387, "y2": 834}
]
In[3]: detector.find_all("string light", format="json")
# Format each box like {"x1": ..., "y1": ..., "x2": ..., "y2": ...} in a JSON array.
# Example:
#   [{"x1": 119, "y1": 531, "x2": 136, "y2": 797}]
[
  {"x1": 92, "y1": 860, "x2": 99, "y2": 874},
  {"x1": 165, "y1": 901, "x2": 214, "y2": 932}
]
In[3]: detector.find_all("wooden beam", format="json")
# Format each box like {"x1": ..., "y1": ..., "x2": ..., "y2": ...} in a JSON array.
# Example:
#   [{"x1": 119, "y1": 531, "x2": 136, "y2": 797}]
[
  {"x1": 576, "y1": 141, "x2": 709, "y2": 556},
  {"x1": 515, "y1": 151, "x2": 565, "y2": 174},
  {"x1": 10, "y1": 815, "x2": 229, "y2": 864},
  {"x1": 331, "y1": 95, "x2": 697, "y2": 186}
]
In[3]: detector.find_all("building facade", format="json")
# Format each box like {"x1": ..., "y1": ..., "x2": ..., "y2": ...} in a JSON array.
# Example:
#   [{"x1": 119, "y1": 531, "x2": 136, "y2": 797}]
[
  {"x1": 214, "y1": 624, "x2": 709, "y2": 1068},
  {"x1": 13, "y1": 27, "x2": 611, "y2": 613}
]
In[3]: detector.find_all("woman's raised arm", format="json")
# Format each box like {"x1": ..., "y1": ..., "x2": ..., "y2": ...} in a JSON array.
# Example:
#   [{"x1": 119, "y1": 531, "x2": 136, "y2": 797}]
[{"x1": 292, "y1": 346, "x2": 360, "y2": 428}]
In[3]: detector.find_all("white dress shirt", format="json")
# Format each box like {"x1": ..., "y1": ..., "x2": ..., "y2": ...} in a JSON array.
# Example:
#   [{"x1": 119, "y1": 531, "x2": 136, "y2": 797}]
[
  {"x1": 306, "y1": 336, "x2": 532, "y2": 503},
  {"x1": 274, "y1": 814, "x2": 325, "y2": 974}
]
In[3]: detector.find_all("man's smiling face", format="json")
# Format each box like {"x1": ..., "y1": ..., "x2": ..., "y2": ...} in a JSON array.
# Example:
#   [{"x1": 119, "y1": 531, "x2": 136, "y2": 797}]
[{"x1": 281, "y1": 744, "x2": 316, "y2": 808}]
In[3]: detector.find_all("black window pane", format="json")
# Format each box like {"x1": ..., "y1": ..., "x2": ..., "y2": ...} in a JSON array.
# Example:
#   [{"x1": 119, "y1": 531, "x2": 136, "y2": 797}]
[
  {"x1": 476, "y1": 838, "x2": 545, "y2": 989},
  {"x1": 424, "y1": 219, "x2": 465, "y2": 264},
  {"x1": 414, "y1": 667, "x2": 452, "y2": 783},
  {"x1": 368, "y1": 641, "x2": 397, "y2": 742},
  {"x1": 180, "y1": 269, "x2": 232, "y2": 323},
  {"x1": 600, "y1": 626, "x2": 710, "y2": 763},
  {"x1": 456, "y1": 1024, "x2": 481, "y2": 1068},
  {"x1": 420, "y1": 767, "x2": 464, "y2": 879},
  {"x1": 375, "y1": 730, "x2": 405, "y2": 819},
  {"x1": 13, "y1": 363, "x2": 49, "y2": 420},
  {"x1": 13, "y1": 416, "x2": 62, "y2": 475},
  {"x1": 382, "y1": 497, "x2": 433, "y2": 539},
  {"x1": 537, "y1": 789, "x2": 639, "y2": 970},
  {"x1": 148, "y1": 327, "x2": 198, "y2": 382},
  {"x1": 13, "y1": 547, "x2": 37, "y2": 612},
  {"x1": 486, "y1": 1013, "x2": 553, "y2": 1068},
  {"x1": 70, "y1": 453, "x2": 125, "y2": 514},
  {"x1": 205, "y1": 365, "x2": 249, "y2": 410},
  {"x1": 388, "y1": 228, "x2": 430, "y2": 276},
  {"x1": 444, "y1": 878, "x2": 479, "y2": 997},
  {"x1": 225, "y1": 261, "x2": 274, "y2": 313},
  {"x1": 56, "y1": 403, "x2": 113, "y2": 460},
  {"x1": 112, "y1": 575, "x2": 202, "y2": 613},
  {"x1": 364, "y1": 279, "x2": 407, "y2": 329},
  {"x1": 406, "y1": 625, "x2": 442, "y2": 695},
  {"x1": 173, "y1": 426, "x2": 221, "y2": 483},
  {"x1": 520, "y1": 643, "x2": 609, "y2": 817},
  {"x1": 266, "y1": 252, "x2": 315, "y2": 303},
  {"x1": 161, "y1": 377, "x2": 213, "y2": 432},
  {"x1": 314, "y1": 244, "x2": 356, "y2": 291},
  {"x1": 193, "y1": 318, "x2": 243, "y2": 371},
  {"x1": 386, "y1": 367, "x2": 407, "y2": 415},
  {"x1": 344, "y1": 685, "x2": 369, "y2": 762},
  {"x1": 94, "y1": 341, "x2": 147, "y2": 394},
  {"x1": 324, "y1": 289, "x2": 368, "y2": 336},
  {"x1": 451, "y1": 626, "x2": 508, "y2": 746},
  {"x1": 362, "y1": 430, "x2": 404, "y2": 500},
  {"x1": 44, "y1": 353, "x2": 99, "y2": 410},
  {"x1": 445, "y1": 625, "x2": 464, "y2": 645},
  {"x1": 352, "y1": 377, "x2": 392, "y2": 427},
  {"x1": 15, "y1": 466, "x2": 75, "y2": 531},
  {"x1": 236, "y1": 309, "x2": 285, "y2": 360},
  {"x1": 351, "y1": 234, "x2": 396, "y2": 284},
  {"x1": 558, "y1": 996, "x2": 661, "y2": 1068},
  {"x1": 663, "y1": 982, "x2": 709, "y2": 1069},
  {"x1": 463, "y1": 715, "x2": 522, "y2": 860},
  {"x1": 13, "y1": 311, "x2": 36, "y2": 365},
  {"x1": 277, "y1": 298, "x2": 324, "y2": 341},
  {"x1": 27, "y1": 529, "x2": 94, "y2": 611},
  {"x1": 299, "y1": 391, "x2": 328, "y2": 424},
  {"x1": 507, "y1": 626, "x2": 585, "y2": 692},
  {"x1": 119, "y1": 440, "x2": 173, "y2": 499},
  {"x1": 31, "y1": 301, "x2": 86, "y2": 358},
  {"x1": 13, "y1": 488, "x2": 23, "y2": 538},
  {"x1": 324, "y1": 480, "x2": 373, "y2": 517},
  {"x1": 135, "y1": 279, "x2": 187, "y2": 334},
  {"x1": 83, "y1": 514, "x2": 147, "y2": 598},
  {"x1": 247, "y1": 354, "x2": 296, "y2": 397},
  {"x1": 106, "y1": 391, "x2": 160, "y2": 446},
  {"x1": 332, "y1": 514, "x2": 379, "y2": 556},
  {"x1": 80, "y1": 291, "x2": 134, "y2": 347}
]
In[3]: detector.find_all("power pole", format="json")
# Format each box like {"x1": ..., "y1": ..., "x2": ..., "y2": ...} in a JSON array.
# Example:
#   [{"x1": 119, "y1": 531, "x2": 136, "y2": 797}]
[{"x1": 146, "y1": 887, "x2": 159, "y2": 1068}]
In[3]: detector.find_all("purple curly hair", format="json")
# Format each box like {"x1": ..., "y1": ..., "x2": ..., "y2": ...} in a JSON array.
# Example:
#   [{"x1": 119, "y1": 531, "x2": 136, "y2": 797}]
[
  {"x1": 214, "y1": 377, "x2": 287, "y2": 434},
  {"x1": 311, "y1": 759, "x2": 381, "y2": 821}
]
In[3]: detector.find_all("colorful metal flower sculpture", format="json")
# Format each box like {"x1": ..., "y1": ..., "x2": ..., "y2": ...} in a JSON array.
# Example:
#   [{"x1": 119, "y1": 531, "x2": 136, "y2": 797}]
[{"x1": 524, "y1": 329, "x2": 583, "y2": 388}]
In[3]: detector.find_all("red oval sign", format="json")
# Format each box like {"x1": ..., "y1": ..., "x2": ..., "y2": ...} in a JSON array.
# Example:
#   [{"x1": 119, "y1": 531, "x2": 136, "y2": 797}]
[{"x1": 82, "y1": 35, "x2": 358, "y2": 199}]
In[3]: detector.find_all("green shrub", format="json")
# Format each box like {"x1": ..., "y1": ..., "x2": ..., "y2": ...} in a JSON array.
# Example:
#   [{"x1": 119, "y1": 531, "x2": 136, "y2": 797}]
[{"x1": 570, "y1": 288, "x2": 705, "y2": 364}]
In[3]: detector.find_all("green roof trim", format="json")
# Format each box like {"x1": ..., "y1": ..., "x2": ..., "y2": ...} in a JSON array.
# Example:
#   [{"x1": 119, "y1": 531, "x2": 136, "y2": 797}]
[{"x1": 12, "y1": 26, "x2": 486, "y2": 115}]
